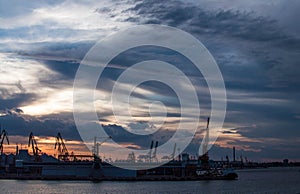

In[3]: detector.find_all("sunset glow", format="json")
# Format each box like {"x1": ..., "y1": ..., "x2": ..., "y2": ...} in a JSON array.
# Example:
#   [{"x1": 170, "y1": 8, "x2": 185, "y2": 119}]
[{"x1": 0, "y1": 0, "x2": 299, "y2": 162}]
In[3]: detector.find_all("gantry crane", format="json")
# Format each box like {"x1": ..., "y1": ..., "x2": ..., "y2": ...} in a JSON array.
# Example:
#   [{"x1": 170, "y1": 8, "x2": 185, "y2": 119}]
[
  {"x1": 151, "y1": 141, "x2": 159, "y2": 163},
  {"x1": 199, "y1": 117, "x2": 210, "y2": 166},
  {"x1": 28, "y1": 132, "x2": 41, "y2": 161},
  {"x1": 147, "y1": 140, "x2": 154, "y2": 162},
  {"x1": 0, "y1": 130, "x2": 9, "y2": 155},
  {"x1": 54, "y1": 132, "x2": 69, "y2": 161},
  {"x1": 93, "y1": 136, "x2": 112, "y2": 157},
  {"x1": 170, "y1": 143, "x2": 177, "y2": 161}
]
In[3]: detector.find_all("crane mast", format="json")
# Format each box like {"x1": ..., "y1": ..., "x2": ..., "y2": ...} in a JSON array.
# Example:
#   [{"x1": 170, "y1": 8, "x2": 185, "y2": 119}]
[
  {"x1": 202, "y1": 117, "x2": 210, "y2": 156},
  {"x1": 93, "y1": 136, "x2": 112, "y2": 157},
  {"x1": 170, "y1": 143, "x2": 177, "y2": 161},
  {"x1": 151, "y1": 141, "x2": 159, "y2": 162},
  {"x1": 147, "y1": 140, "x2": 154, "y2": 162},
  {"x1": 199, "y1": 117, "x2": 210, "y2": 167},
  {"x1": 0, "y1": 130, "x2": 9, "y2": 155}
]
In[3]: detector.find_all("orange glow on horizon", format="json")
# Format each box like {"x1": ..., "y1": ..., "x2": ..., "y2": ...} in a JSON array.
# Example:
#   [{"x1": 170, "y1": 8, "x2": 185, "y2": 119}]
[
  {"x1": 215, "y1": 132, "x2": 262, "y2": 152},
  {"x1": 1, "y1": 135, "x2": 91, "y2": 157}
]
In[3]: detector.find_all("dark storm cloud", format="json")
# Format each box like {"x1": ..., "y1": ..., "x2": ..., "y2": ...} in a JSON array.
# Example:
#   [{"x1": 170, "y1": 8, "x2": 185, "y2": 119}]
[
  {"x1": 101, "y1": 45, "x2": 203, "y2": 79},
  {"x1": 125, "y1": 3, "x2": 299, "y2": 103},
  {"x1": 0, "y1": 112, "x2": 82, "y2": 141},
  {"x1": 234, "y1": 120, "x2": 300, "y2": 140},
  {"x1": 128, "y1": 0, "x2": 286, "y2": 40},
  {"x1": 96, "y1": 45, "x2": 211, "y2": 110},
  {"x1": 122, "y1": 0, "x2": 300, "y2": 160},
  {"x1": 223, "y1": 97, "x2": 300, "y2": 145},
  {"x1": 14, "y1": 41, "x2": 93, "y2": 78},
  {"x1": 125, "y1": 0, "x2": 300, "y2": 87},
  {"x1": 0, "y1": 93, "x2": 36, "y2": 111},
  {"x1": 103, "y1": 124, "x2": 174, "y2": 149},
  {"x1": 266, "y1": 0, "x2": 300, "y2": 38},
  {"x1": 42, "y1": 60, "x2": 80, "y2": 80},
  {"x1": 211, "y1": 137, "x2": 300, "y2": 161},
  {"x1": 0, "y1": 109, "x2": 176, "y2": 151},
  {"x1": 5, "y1": 42, "x2": 94, "y2": 90},
  {"x1": 1, "y1": 0, "x2": 299, "y2": 160}
]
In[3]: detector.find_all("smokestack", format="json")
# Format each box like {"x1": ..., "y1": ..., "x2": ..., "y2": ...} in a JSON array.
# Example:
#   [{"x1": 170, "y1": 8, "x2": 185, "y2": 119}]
[
  {"x1": 155, "y1": 141, "x2": 158, "y2": 149},
  {"x1": 150, "y1": 141, "x2": 154, "y2": 150},
  {"x1": 233, "y1": 147, "x2": 236, "y2": 162},
  {"x1": 206, "y1": 117, "x2": 210, "y2": 128}
]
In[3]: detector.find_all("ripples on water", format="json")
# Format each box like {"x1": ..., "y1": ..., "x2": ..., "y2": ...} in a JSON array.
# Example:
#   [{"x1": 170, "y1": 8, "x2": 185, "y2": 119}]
[{"x1": 1, "y1": 167, "x2": 300, "y2": 194}]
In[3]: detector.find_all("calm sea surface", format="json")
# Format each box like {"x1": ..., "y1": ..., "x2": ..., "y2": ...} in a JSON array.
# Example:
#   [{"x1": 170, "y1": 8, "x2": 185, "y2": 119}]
[{"x1": 1, "y1": 167, "x2": 300, "y2": 194}]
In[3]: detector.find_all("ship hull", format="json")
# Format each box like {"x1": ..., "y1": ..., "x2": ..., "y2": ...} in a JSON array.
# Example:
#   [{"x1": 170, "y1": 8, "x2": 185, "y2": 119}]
[{"x1": 1, "y1": 161, "x2": 238, "y2": 181}]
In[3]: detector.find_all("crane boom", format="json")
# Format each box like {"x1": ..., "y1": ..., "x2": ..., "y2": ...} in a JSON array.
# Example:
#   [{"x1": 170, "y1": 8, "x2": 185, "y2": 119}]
[
  {"x1": 0, "y1": 130, "x2": 9, "y2": 154},
  {"x1": 54, "y1": 132, "x2": 69, "y2": 161},
  {"x1": 28, "y1": 132, "x2": 41, "y2": 161}
]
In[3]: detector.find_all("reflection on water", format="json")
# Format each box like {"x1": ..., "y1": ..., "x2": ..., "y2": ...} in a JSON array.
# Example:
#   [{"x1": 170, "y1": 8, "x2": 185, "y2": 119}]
[{"x1": 1, "y1": 167, "x2": 300, "y2": 194}]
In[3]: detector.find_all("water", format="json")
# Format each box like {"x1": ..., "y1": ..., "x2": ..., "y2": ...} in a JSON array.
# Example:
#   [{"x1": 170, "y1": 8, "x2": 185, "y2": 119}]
[{"x1": 1, "y1": 167, "x2": 300, "y2": 194}]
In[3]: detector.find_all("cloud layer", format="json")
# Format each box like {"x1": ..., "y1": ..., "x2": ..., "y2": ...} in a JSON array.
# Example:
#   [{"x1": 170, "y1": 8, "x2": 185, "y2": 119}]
[{"x1": 0, "y1": 0, "x2": 299, "y2": 161}]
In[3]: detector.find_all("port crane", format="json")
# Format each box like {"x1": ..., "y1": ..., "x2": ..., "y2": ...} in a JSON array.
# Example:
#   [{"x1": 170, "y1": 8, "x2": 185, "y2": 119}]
[
  {"x1": 28, "y1": 132, "x2": 41, "y2": 161},
  {"x1": 0, "y1": 129, "x2": 9, "y2": 155},
  {"x1": 54, "y1": 132, "x2": 69, "y2": 161},
  {"x1": 199, "y1": 117, "x2": 210, "y2": 166},
  {"x1": 161, "y1": 143, "x2": 177, "y2": 161},
  {"x1": 93, "y1": 136, "x2": 112, "y2": 157},
  {"x1": 127, "y1": 152, "x2": 136, "y2": 163},
  {"x1": 170, "y1": 143, "x2": 177, "y2": 161},
  {"x1": 55, "y1": 133, "x2": 100, "y2": 161},
  {"x1": 136, "y1": 141, "x2": 159, "y2": 163},
  {"x1": 147, "y1": 141, "x2": 154, "y2": 162},
  {"x1": 150, "y1": 141, "x2": 159, "y2": 163}
]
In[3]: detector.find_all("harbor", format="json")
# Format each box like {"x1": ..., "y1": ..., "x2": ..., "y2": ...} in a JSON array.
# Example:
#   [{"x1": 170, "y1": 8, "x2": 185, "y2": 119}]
[
  {"x1": 1, "y1": 123, "x2": 298, "y2": 182},
  {"x1": 0, "y1": 119, "x2": 238, "y2": 181},
  {"x1": 0, "y1": 167, "x2": 299, "y2": 193}
]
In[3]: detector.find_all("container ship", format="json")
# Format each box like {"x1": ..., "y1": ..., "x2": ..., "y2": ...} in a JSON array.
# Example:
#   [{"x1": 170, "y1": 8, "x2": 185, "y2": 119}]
[{"x1": 0, "y1": 119, "x2": 238, "y2": 181}]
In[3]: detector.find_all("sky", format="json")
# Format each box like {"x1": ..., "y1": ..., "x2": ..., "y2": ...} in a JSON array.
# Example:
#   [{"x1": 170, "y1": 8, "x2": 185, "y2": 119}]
[{"x1": 0, "y1": 0, "x2": 299, "y2": 162}]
